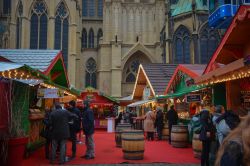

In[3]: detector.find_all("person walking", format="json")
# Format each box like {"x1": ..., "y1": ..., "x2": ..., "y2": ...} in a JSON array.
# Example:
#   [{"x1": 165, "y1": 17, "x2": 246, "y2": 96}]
[
  {"x1": 199, "y1": 109, "x2": 213, "y2": 166},
  {"x1": 68, "y1": 100, "x2": 81, "y2": 159},
  {"x1": 43, "y1": 108, "x2": 52, "y2": 159},
  {"x1": 49, "y1": 103, "x2": 76, "y2": 164},
  {"x1": 144, "y1": 108, "x2": 156, "y2": 141},
  {"x1": 81, "y1": 100, "x2": 95, "y2": 159},
  {"x1": 166, "y1": 105, "x2": 178, "y2": 144},
  {"x1": 155, "y1": 107, "x2": 164, "y2": 140},
  {"x1": 215, "y1": 115, "x2": 250, "y2": 166}
]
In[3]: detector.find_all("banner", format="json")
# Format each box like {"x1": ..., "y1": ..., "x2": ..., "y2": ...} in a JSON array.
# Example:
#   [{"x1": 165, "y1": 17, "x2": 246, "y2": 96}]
[{"x1": 37, "y1": 88, "x2": 64, "y2": 98}]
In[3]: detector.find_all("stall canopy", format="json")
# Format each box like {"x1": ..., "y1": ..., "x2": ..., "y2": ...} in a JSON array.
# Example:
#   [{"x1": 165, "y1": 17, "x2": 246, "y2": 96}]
[
  {"x1": 0, "y1": 49, "x2": 69, "y2": 88},
  {"x1": 132, "y1": 64, "x2": 177, "y2": 100},
  {"x1": 80, "y1": 87, "x2": 118, "y2": 107},
  {"x1": 157, "y1": 64, "x2": 206, "y2": 99},
  {"x1": 127, "y1": 99, "x2": 156, "y2": 107},
  {"x1": 195, "y1": 5, "x2": 250, "y2": 85}
]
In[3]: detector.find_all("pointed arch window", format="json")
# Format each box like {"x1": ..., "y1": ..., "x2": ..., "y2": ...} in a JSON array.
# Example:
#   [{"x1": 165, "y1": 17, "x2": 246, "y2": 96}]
[
  {"x1": 97, "y1": 29, "x2": 103, "y2": 46},
  {"x1": 85, "y1": 58, "x2": 97, "y2": 88},
  {"x1": 82, "y1": 0, "x2": 88, "y2": 16},
  {"x1": 88, "y1": 29, "x2": 94, "y2": 48},
  {"x1": 199, "y1": 25, "x2": 219, "y2": 64},
  {"x1": 98, "y1": 0, "x2": 103, "y2": 17},
  {"x1": 3, "y1": 0, "x2": 11, "y2": 14},
  {"x1": 173, "y1": 26, "x2": 190, "y2": 63},
  {"x1": 125, "y1": 59, "x2": 140, "y2": 83},
  {"x1": 30, "y1": 0, "x2": 48, "y2": 49},
  {"x1": 82, "y1": 28, "x2": 87, "y2": 48},
  {"x1": 16, "y1": 1, "x2": 23, "y2": 48},
  {"x1": 54, "y1": 1, "x2": 69, "y2": 68}
]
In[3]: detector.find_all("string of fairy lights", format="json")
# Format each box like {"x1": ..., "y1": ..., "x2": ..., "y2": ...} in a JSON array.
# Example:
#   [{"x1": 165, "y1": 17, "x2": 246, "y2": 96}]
[
  {"x1": 0, "y1": 69, "x2": 77, "y2": 98},
  {"x1": 198, "y1": 68, "x2": 250, "y2": 86}
]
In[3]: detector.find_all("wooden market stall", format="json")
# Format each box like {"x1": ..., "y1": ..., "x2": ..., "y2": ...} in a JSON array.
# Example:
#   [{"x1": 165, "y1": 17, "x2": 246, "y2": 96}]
[
  {"x1": 128, "y1": 64, "x2": 177, "y2": 129},
  {"x1": 195, "y1": 5, "x2": 250, "y2": 117},
  {"x1": 157, "y1": 64, "x2": 210, "y2": 120},
  {"x1": 0, "y1": 49, "x2": 80, "y2": 157},
  {"x1": 80, "y1": 87, "x2": 118, "y2": 129}
]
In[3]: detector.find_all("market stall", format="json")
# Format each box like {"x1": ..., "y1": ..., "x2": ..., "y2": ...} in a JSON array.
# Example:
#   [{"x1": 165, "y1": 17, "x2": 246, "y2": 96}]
[
  {"x1": 80, "y1": 87, "x2": 118, "y2": 129},
  {"x1": 157, "y1": 64, "x2": 209, "y2": 121},
  {"x1": 195, "y1": 5, "x2": 250, "y2": 116}
]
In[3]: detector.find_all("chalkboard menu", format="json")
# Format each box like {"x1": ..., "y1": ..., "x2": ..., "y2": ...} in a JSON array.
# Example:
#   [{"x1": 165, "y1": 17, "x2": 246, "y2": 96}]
[{"x1": 186, "y1": 94, "x2": 201, "y2": 103}]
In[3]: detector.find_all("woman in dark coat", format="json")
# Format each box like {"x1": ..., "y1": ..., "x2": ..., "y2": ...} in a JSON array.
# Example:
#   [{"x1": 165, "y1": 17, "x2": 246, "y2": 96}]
[{"x1": 199, "y1": 109, "x2": 212, "y2": 166}]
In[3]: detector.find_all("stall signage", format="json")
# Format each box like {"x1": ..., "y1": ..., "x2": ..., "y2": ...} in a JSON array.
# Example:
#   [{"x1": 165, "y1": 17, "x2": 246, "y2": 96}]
[
  {"x1": 143, "y1": 86, "x2": 151, "y2": 100},
  {"x1": 37, "y1": 88, "x2": 64, "y2": 98},
  {"x1": 186, "y1": 94, "x2": 201, "y2": 103}
]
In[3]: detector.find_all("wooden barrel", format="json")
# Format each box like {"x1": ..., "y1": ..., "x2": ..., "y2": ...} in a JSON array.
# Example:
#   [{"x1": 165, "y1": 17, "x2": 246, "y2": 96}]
[
  {"x1": 171, "y1": 125, "x2": 188, "y2": 148},
  {"x1": 115, "y1": 123, "x2": 132, "y2": 147},
  {"x1": 192, "y1": 133, "x2": 202, "y2": 158},
  {"x1": 162, "y1": 124, "x2": 169, "y2": 140},
  {"x1": 121, "y1": 130, "x2": 145, "y2": 160}
]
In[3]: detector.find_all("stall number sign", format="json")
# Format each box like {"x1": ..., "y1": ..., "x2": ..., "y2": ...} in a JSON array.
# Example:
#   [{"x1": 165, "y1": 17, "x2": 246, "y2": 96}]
[
  {"x1": 37, "y1": 88, "x2": 64, "y2": 98},
  {"x1": 143, "y1": 87, "x2": 151, "y2": 100},
  {"x1": 186, "y1": 94, "x2": 201, "y2": 103}
]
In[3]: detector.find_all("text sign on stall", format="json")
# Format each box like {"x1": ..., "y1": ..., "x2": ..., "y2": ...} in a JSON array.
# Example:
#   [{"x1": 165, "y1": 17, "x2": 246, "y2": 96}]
[
  {"x1": 37, "y1": 88, "x2": 64, "y2": 98},
  {"x1": 186, "y1": 94, "x2": 201, "y2": 103}
]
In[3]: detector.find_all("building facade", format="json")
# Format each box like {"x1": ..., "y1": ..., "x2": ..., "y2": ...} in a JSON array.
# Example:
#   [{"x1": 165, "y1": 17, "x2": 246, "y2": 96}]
[
  {"x1": 0, "y1": 0, "x2": 220, "y2": 98},
  {"x1": 161, "y1": 0, "x2": 222, "y2": 64}
]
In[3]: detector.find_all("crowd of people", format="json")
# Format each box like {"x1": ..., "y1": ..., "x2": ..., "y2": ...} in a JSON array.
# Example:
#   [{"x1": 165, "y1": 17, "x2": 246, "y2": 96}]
[{"x1": 42, "y1": 100, "x2": 95, "y2": 164}]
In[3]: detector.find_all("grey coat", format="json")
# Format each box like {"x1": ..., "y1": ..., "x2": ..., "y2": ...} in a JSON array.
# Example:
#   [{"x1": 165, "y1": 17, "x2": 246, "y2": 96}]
[{"x1": 49, "y1": 109, "x2": 74, "y2": 140}]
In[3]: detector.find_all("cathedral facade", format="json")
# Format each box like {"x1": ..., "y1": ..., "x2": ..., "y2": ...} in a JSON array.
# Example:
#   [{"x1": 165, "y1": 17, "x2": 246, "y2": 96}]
[{"x1": 0, "y1": 0, "x2": 220, "y2": 98}]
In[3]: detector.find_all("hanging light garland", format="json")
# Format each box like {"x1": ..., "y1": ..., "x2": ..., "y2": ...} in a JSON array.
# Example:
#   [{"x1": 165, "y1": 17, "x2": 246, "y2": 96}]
[
  {"x1": 0, "y1": 69, "x2": 39, "y2": 81},
  {"x1": 199, "y1": 68, "x2": 250, "y2": 86}
]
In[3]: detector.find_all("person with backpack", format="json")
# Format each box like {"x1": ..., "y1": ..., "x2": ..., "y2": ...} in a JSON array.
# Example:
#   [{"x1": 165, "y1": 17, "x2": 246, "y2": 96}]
[
  {"x1": 68, "y1": 100, "x2": 81, "y2": 159},
  {"x1": 212, "y1": 105, "x2": 229, "y2": 145}
]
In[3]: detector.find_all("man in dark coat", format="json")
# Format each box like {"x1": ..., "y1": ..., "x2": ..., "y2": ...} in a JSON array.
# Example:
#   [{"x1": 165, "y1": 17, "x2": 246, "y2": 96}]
[
  {"x1": 81, "y1": 100, "x2": 95, "y2": 159},
  {"x1": 166, "y1": 105, "x2": 178, "y2": 144},
  {"x1": 155, "y1": 107, "x2": 164, "y2": 140},
  {"x1": 49, "y1": 103, "x2": 76, "y2": 164},
  {"x1": 68, "y1": 100, "x2": 81, "y2": 159}
]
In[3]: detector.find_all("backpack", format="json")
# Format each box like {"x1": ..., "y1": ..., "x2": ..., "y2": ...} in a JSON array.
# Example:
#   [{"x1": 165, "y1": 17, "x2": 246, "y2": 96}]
[{"x1": 224, "y1": 112, "x2": 240, "y2": 130}]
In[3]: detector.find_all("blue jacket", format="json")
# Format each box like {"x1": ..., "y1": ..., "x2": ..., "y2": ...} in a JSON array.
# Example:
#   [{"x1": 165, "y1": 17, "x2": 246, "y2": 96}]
[{"x1": 82, "y1": 107, "x2": 95, "y2": 135}]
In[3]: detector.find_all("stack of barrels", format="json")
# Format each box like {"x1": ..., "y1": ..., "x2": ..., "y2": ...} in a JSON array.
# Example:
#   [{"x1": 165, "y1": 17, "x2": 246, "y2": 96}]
[
  {"x1": 162, "y1": 123, "x2": 169, "y2": 140},
  {"x1": 115, "y1": 122, "x2": 145, "y2": 160}
]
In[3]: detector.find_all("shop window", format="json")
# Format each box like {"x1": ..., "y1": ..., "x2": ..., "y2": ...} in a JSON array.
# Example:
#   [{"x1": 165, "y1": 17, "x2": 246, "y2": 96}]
[
  {"x1": 82, "y1": 28, "x2": 87, "y2": 48},
  {"x1": 30, "y1": 0, "x2": 48, "y2": 49},
  {"x1": 173, "y1": 25, "x2": 190, "y2": 63},
  {"x1": 85, "y1": 58, "x2": 97, "y2": 88},
  {"x1": 98, "y1": 0, "x2": 103, "y2": 17},
  {"x1": 97, "y1": 28, "x2": 103, "y2": 46},
  {"x1": 54, "y1": 1, "x2": 69, "y2": 68},
  {"x1": 88, "y1": 28, "x2": 94, "y2": 48},
  {"x1": 199, "y1": 25, "x2": 219, "y2": 64}
]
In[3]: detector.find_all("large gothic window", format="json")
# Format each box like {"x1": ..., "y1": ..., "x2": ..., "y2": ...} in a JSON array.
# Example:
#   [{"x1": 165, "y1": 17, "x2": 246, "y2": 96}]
[
  {"x1": 98, "y1": 0, "x2": 103, "y2": 17},
  {"x1": 30, "y1": 0, "x2": 48, "y2": 49},
  {"x1": 88, "y1": 28, "x2": 94, "y2": 48},
  {"x1": 82, "y1": 0, "x2": 88, "y2": 16},
  {"x1": 85, "y1": 58, "x2": 97, "y2": 88},
  {"x1": 125, "y1": 59, "x2": 140, "y2": 83},
  {"x1": 97, "y1": 29, "x2": 103, "y2": 46},
  {"x1": 89, "y1": 1, "x2": 95, "y2": 17},
  {"x1": 82, "y1": 28, "x2": 87, "y2": 48},
  {"x1": 173, "y1": 26, "x2": 191, "y2": 64},
  {"x1": 16, "y1": 1, "x2": 23, "y2": 48},
  {"x1": 199, "y1": 25, "x2": 219, "y2": 64},
  {"x1": 54, "y1": 2, "x2": 69, "y2": 67},
  {"x1": 3, "y1": 0, "x2": 11, "y2": 14}
]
